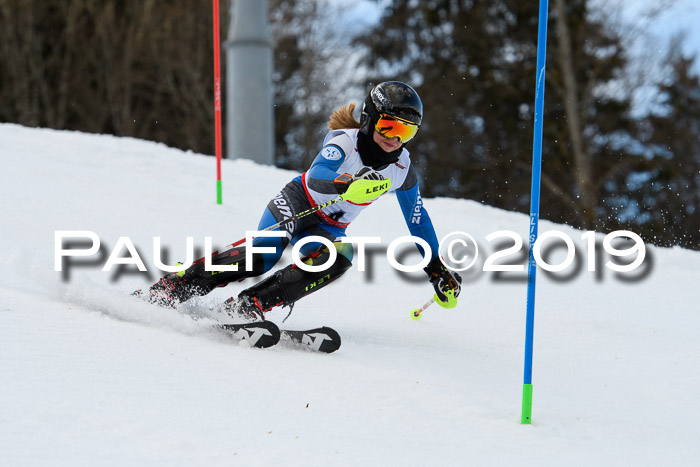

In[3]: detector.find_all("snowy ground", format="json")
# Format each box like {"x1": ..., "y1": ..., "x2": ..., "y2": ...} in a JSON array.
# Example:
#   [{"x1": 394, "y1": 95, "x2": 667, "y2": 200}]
[{"x1": 1, "y1": 124, "x2": 699, "y2": 466}]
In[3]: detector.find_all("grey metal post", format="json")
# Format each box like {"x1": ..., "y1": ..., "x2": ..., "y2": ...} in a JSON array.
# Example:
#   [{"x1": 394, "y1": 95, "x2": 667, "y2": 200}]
[{"x1": 225, "y1": 0, "x2": 274, "y2": 164}]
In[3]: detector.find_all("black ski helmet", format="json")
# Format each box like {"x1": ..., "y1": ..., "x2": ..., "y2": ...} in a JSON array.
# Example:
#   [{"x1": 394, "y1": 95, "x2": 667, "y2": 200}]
[{"x1": 360, "y1": 81, "x2": 423, "y2": 136}]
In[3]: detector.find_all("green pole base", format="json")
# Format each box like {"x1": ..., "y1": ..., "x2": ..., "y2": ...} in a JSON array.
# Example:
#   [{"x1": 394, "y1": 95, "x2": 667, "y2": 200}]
[
  {"x1": 216, "y1": 180, "x2": 223, "y2": 205},
  {"x1": 521, "y1": 383, "x2": 533, "y2": 424}
]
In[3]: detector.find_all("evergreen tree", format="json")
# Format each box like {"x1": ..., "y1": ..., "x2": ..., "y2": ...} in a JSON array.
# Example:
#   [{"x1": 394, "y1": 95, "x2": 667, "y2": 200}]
[
  {"x1": 617, "y1": 43, "x2": 700, "y2": 249},
  {"x1": 356, "y1": 0, "x2": 538, "y2": 210},
  {"x1": 356, "y1": 0, "x2": 644, "y2": 234}
]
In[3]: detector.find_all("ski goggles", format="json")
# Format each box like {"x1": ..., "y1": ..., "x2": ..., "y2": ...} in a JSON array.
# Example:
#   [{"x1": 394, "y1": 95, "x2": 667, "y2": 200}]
[{"x1": 374, "y1": 114, "x2": 419, "y2": 143}]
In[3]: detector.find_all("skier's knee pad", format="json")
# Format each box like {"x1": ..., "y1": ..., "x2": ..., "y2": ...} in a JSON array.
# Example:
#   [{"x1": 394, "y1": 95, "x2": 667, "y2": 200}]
[
  {"x1": 239, "y1": 242, "x2": 352, "y2": 311},
  {"x1": 293, "y1": 242, "x2": 353, "y2": 283},
  {"x1": 334, "y1": 240, "x2": 354, "y2": 263}
]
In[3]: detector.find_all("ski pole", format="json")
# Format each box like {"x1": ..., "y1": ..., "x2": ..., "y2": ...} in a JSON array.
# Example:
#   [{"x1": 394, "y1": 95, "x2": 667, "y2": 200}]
[
  {"x1": 228, "y1": 177, "x2": 391, "y2": 248},
  {"x1": 228, "y1": 195, "x2": 345, "y2": 248},
  {"x1": 410, "y1": 296, "x2": 436, "y2": 321},
  {"x1": 263, "y1": 195, "x2": 345, "y2": 232}
]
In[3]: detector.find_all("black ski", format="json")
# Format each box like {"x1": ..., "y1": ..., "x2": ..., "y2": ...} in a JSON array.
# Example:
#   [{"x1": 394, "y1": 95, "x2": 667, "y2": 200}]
[
  {"x1": 281, "y1": 327, "x2": 342, "y2": 353},
  {"x1": 217, "y1": 322, "x2": 341, "y2": 353},
  {"x1": 217, "y1": 321, "x2": 281, "y2": 349}
]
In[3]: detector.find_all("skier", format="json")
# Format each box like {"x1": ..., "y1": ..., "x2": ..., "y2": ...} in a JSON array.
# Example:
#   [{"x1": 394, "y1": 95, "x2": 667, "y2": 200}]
[{"x1": 143, "y1": 81, "x2": 462, "y2": 320}]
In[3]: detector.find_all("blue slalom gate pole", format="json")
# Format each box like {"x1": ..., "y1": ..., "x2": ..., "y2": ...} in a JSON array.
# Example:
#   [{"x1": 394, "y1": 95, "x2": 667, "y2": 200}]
[{"x1": 522, "y1": 0, "x2": 550, "y2": 425}]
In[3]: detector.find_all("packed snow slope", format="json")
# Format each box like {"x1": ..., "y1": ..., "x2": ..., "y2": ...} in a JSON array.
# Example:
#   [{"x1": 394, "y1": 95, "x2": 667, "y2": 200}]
[{"x1": 1, "y1": 124, "x2": 699, "y2": 466}]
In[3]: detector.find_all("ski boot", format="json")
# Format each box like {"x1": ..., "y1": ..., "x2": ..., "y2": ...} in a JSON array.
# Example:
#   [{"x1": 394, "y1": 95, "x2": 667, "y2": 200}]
[
  {"x1": 137, "y1": 246, "x2": 265, "y2": 308},
  {"x1": 219, "y1": 296, "x2": 266, "y2": 322}
]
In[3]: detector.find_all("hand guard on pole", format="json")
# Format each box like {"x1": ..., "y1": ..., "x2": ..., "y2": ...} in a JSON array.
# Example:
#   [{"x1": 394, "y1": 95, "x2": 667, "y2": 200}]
[
  {"x1": 333, "y1": 168, "x2": 391, "y2": 204},
  {"x1": 424, "y1": 257, "x2": 462, "y2": 309},
  {"x1": 334, "y1": 167, "x2": 386, "y2": 193}
]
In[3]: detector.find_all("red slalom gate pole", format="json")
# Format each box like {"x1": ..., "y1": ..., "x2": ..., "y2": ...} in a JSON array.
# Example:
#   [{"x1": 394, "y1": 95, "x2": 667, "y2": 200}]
[{"x1": 213, "y1": 0, "x2": 223, "y2": 204}]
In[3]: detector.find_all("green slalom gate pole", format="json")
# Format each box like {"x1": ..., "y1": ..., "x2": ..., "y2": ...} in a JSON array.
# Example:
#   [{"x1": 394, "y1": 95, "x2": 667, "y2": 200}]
[
  {"x1": 522, "y1": 0, "x2": 550, "y2": 425},
  {"x1": 213, "y1": 0, "x2": 223, "y2": 205}
]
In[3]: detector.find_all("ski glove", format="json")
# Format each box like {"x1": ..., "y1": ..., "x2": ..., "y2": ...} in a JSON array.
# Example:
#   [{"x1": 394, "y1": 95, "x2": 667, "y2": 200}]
[
  {"x1": 353, "y1": 167, "x2": 386, "y2": 181},
  {"x1": 424, "y1": 257, "x2": 462, "y2": 309}
]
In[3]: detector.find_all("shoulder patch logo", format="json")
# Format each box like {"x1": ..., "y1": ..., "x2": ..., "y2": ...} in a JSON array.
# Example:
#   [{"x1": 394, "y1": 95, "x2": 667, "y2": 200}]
[{"x1": 321, "y1": 146, "x2": 343, "y2": 161}]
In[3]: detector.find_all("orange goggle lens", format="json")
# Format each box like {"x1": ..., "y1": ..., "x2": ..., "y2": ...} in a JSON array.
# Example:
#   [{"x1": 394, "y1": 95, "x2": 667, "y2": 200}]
[{"x1": 374, "y1": 114, "x2": 419, "y2": 143}]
